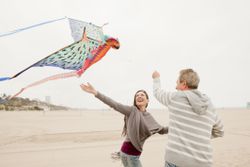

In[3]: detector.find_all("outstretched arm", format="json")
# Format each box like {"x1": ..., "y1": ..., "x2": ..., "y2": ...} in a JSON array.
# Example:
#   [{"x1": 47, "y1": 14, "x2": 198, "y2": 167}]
[{"x1": 80, "y1": 83, "x2": 132, "y2": 116}]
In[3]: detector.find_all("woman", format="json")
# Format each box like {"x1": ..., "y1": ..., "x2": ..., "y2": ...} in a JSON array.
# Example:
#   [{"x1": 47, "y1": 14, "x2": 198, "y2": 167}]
[{"x1": 80, "y1": 82, "x2": 168, "y2": 167}]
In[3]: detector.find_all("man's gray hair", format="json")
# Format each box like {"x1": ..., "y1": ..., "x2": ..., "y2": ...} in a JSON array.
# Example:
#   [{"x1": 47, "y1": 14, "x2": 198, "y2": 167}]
[{"x1": 179, "y1": 69, "x2": 200, "y2": 89}]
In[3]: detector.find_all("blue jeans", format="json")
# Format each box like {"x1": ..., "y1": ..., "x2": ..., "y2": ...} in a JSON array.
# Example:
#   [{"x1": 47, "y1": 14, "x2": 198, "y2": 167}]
[
  {"x1": 165, "y1": 161, "x2": 178, "y2": 167},
  {"x1": 120, "y1": 151, "x2": 142, "y2": 167}
]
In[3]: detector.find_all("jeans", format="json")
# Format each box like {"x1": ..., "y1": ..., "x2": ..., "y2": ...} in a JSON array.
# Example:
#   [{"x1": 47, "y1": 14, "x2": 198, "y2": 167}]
[
  {"x1": 165, "y1": 161, "x2": 178, "y2": 167},
  {"x1": 120, "y1": 151, "x2": 142, "y2": 167}
]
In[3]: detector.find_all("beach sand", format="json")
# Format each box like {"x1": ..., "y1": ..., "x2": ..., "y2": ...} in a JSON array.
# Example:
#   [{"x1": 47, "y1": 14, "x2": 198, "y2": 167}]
[{"x1": 0, "y1": 108, "x2": 250, "y2": 167}]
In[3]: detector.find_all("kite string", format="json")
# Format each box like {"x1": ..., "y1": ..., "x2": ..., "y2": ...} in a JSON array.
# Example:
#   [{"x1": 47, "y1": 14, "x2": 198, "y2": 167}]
[{"x1": 0, "y1": 17, "x2": 67, "y2": 38}]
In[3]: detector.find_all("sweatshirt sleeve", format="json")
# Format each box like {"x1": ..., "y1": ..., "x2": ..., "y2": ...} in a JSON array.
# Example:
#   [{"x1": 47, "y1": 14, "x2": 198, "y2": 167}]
[
  {"x1": 211, "y1": 114, "x2": 224, "y2": 138},
  {"x1": 153, "y1": 78, "x2": 172, "y2": 106},
  {"x1": 95, "y1": 92, "x2": 132, "y2": 116},
  {"x1": 158, "y1": 126, "x2": 168, "y2": 134},
  {"x1": 146, "y1": 114, "x2": 168, "y2": 135}
]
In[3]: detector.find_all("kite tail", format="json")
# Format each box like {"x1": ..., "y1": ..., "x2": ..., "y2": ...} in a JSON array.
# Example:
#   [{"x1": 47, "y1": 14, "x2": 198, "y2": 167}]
[
  {"x1": 10, "y1": 70, "x2": 82, "y2": 99},
  {"x1": 0, "y1": 77, "x2": 11, "y2": 81},
  {"x1": 0, "y1": 17, "x2": 66, "y2": 38}
]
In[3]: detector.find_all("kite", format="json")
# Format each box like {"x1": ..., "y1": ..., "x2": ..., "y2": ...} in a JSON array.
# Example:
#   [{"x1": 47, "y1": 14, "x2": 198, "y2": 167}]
[{"x1": 0, "y1": 18, "x2": 120, "y2": 98}]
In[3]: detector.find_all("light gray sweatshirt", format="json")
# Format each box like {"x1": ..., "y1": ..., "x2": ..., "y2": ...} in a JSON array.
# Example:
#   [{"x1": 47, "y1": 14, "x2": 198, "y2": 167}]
[
  {"x1": 95, "y1": 91, "x2": 168, "y2": 152},
  {"x1": 153, "y1": 78, "x2": 224, "y2": 167}
]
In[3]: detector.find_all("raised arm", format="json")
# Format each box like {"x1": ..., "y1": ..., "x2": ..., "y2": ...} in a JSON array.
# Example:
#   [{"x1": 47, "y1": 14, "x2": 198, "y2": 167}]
[
  {"x1": 80, "y1": 82, "x2": 132, "y2": 116},
  {"x1": 152, "y1": 71, "x2": 172, "y2": 106}
]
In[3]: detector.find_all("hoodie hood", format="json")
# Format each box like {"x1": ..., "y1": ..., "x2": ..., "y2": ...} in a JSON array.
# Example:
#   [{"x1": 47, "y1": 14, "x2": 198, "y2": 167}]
[{"x1": 183, "y1": 90, "x2": 212, "y2": 115}]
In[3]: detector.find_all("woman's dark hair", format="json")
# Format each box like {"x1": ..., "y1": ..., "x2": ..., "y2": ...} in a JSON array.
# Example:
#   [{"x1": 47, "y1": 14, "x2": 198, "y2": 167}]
[{"x1": 122, "y1": 90, "x2": 149, "y2": 136}]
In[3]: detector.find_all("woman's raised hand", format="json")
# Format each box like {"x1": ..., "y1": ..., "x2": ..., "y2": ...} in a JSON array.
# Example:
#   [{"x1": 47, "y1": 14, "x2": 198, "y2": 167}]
[{"x1": 80, "y1": 82, "x2": 98, "y2": 95}]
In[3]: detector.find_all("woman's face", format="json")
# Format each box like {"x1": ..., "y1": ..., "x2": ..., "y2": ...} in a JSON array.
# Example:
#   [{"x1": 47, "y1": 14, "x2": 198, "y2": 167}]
[{"x1": 135, "y1": 91, "x2": 149, "y2": 108}]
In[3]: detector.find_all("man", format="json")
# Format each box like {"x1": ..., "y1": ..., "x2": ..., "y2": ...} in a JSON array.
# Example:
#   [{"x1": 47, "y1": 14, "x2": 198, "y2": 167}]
[{"x1": 152, "y1": 69, "x2": 224, "y2": 167}]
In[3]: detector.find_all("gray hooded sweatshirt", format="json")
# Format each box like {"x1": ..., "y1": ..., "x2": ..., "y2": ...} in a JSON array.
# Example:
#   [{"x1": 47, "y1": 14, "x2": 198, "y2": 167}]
[
  {"x1": 153, "y1": 78, "x2": 224, "y2": 167},
  {"x1": 95, "y1": 92, "x2": 168, "y2": 152}
]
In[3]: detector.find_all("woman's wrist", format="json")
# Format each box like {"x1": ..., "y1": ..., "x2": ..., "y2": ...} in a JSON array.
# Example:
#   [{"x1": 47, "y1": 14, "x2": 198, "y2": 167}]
[{"x1": 93, "y1": 90, "x2": 98, "y2": 96}]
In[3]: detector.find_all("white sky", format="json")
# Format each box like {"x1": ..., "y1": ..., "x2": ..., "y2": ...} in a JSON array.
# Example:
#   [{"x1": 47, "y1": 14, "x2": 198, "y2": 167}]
[{"x1": 0, "y1": 0, "x2": 250, "y2": 109}]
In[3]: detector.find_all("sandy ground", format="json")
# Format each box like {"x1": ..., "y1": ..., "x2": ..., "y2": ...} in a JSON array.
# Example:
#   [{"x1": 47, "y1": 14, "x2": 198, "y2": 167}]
[{"x1": 0, "y1": 108, "x2": 250, "y2": 167}]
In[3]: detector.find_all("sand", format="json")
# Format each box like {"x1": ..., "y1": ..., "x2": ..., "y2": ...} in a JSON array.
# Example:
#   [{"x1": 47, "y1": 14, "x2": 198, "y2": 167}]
[{"x1": 0, "y1": 108, "x2": 250, "y2": 167}]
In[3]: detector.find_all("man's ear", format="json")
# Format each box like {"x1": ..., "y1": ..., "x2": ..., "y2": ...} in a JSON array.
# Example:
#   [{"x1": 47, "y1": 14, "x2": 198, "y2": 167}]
[{"x1": 183, "y1": 81, "x2": 189, "y2": 89}]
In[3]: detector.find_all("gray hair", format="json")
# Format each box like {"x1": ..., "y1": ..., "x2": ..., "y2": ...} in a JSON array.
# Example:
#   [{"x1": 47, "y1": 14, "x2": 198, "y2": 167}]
[{"x1": 179, "y1": 69, "x2": 200, "y2": 89}]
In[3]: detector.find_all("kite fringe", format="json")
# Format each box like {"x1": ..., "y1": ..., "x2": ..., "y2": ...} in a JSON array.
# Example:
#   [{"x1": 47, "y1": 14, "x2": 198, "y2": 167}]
[{"x1": 10, "y1": 70, "x2": 82, "y2": 99}]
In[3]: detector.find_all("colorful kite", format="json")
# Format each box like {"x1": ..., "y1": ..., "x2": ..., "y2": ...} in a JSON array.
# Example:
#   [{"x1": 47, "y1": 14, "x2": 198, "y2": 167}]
[{"x1": 0, "y1": 18, "x2": 120, "y2": 98}]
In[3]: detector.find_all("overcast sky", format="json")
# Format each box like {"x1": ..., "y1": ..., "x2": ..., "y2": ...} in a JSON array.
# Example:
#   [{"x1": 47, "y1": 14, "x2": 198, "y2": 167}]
[{"x1": 0, "y1": 0, "x2": 250, "y2": 109}]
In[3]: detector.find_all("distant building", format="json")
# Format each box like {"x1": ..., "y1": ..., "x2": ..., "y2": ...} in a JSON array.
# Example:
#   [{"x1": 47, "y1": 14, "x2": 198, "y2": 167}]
[
  {"x1": 45, "y1": 96, "x2": 51, "y2": 104},
  {"x1": 247, "y1": 102, "x2": 250, "y2": 109}
]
